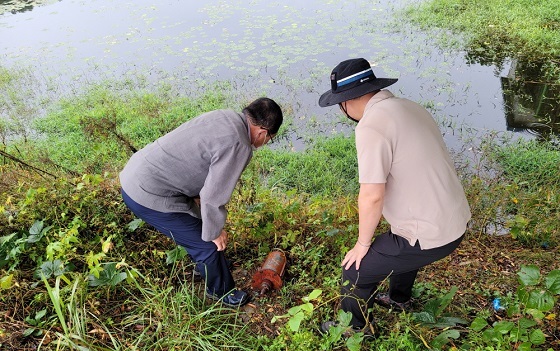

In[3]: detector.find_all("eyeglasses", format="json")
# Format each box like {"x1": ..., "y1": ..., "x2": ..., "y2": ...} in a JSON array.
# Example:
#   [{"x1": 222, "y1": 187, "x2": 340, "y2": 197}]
[{"x1": 266, "y1": 130, "x2": 275, "y2": 144}]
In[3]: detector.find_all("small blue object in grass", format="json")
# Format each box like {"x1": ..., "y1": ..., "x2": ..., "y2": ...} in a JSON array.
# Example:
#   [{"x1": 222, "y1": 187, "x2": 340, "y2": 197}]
[{"x1": 492, "y1": 298, "x2": 504, "y2": 312}]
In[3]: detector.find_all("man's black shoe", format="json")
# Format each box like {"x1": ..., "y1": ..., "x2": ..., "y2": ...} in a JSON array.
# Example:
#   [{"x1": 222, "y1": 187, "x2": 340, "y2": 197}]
[
  {"x1": 374, "y1": 293, "x2": 412, "y2": 312},
  {"x1": 205, "y1": 289, "x2": 249, "y2": 307}
]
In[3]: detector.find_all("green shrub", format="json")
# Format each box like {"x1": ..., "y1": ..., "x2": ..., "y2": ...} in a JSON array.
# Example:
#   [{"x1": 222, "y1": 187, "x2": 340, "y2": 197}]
[{"x1": 403, "y1": 0, "x2": 560, "y2": 63}]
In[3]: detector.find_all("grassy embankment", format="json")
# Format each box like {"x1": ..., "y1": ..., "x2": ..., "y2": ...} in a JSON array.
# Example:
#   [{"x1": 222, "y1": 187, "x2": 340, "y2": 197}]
[{"x1": 403, "y1": 0, "x2": 560, "y2": 67}]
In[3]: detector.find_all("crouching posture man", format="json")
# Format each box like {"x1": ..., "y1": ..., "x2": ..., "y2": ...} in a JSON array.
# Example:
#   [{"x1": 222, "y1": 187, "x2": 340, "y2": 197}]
[
  {"x1": 120, "y1": 97, "x2": 283, "y2": 307},
  {"x1": 318, "y1": 58, "x2": 471, "y2": 334}
]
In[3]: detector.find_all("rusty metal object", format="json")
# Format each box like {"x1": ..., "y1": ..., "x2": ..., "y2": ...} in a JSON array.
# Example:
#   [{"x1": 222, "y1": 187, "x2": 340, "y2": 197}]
[{"x1": 251, "y1": 249, "x2": 287, "y2": 295}]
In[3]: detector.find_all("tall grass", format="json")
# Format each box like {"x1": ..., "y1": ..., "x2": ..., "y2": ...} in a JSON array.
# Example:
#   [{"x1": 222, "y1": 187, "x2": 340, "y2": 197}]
[
  {"x1": 255, "y1": 135, "x2": 359, "y2": 197},
  {"x1": 119, "y1": 271, "x2": 257, "y2": 351},
  {"x1": 480, "y1": 137, "x2": 560, "y2": 247},
  {"x1": 29, "y1": 83, "x2": 227, "y2": 174},
  {"x1": 38, "y1": 270, "x2": 257, "y2": 350},
  {"x1": 490, "y1": 138, "x2": 560, "y2": 189}
]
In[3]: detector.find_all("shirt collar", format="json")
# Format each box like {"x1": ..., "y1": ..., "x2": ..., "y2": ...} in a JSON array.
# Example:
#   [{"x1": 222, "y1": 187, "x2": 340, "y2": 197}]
[
  {"x1": 365, "y1": 89, "x2": 394, "y2": 111},
  {"x1": 239, "y1": 112, "x2": 251, "y2": 142}
]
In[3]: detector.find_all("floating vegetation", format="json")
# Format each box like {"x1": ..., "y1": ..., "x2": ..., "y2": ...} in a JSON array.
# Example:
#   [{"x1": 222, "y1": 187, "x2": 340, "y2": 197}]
[{"x1": 0, "y1": 0, "x2": 58, "y2": 14}]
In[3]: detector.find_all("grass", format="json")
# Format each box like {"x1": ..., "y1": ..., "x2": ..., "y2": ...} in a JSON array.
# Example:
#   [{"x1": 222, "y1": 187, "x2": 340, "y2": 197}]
[
  {"x1": 29, "y1": 82, "x2": 228, "y2": 174},
  {"x1": 1, "y1": 104, "x2": 558, "y2": 350},
  {"x1": 254, "y1": 135, "x2": 359, "y2": 198},
  {"x1": 402, "y1": 0, "x2": 560, "y2": 67}
]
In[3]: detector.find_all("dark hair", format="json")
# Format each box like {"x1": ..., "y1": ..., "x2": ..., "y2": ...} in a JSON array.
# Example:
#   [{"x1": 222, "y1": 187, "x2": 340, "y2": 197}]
[{"x1": 242, "y1": 97, "x2": 283, "y2": 134}]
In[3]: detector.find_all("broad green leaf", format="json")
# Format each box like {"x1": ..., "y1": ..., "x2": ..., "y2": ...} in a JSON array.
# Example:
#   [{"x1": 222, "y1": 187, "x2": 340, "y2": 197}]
[
  {"x1": 482, "y1": 328, "x2": 500, "y2": 343},
  {"x1": 518, "y1": 265, "x2": 541, "y2": 286},
  {"x1": 518, "y1": 285, "x2": 530, "y2": 304},
  {"x1": 517, "y1": 342, "x2": 533, "y2": 351},
  {"x1": 287, "y1": 305, "x2": 303, "y2": 315},
  {"x1": 28, "y1": 222, "x2": 51, "y2": 243},
  {"x1": 306, "y1": 289, "x2": 322, "y2": 301},
  {"x1": 529, "y1": 328, "x2": 546, "y2": 345},
  {"x1": 0, "y1": 274, "x2": 13, "y2": 289},
  {"x1": 165, "y1": 246, "x2": 187, "y2": 265},
  {"x1": 518, "y1": 317, "x2": 537, "y2": 329},
  {"x1": 527, "y1": 308, "x2": 545, "y2": 320},
  {"x1": 299, "y1": 302, "x2": 314, "y2": 314},
  {"x1": 35, "y1": 309, "x2": 47, "y2": 320},
  {"x1": 526, "y1": 290, "x2": 555, "y2": 312},
  {"x1": 436, "y1": 286, "x2": 458, "y2": 316},
  {"x1": 509, "y1": 325, "x2": 527, "y2": 343},
  {"x1": 421, "y1": 299, "x2": 440, "y2": 317},
  {"x1": 29, "y1": 220, "x2": 44, "y2": 236},
  {"x1": 493, "y1": 321, "x2": 514, "y2": 334},
  {"x1": 337, "y1": 310, "x2": 353, "y2": 326},
  {"x1": 326, "y1": 229, "x2": 340, "y2": 236},
  {"x1": 545, "y1": 270, "x2": 560, "y2": 294},
  {"x1": 87, "y1": 262, "x2": 127, "y2": 287},
  {"x1": 413, "y1": 311, "x2": 436, "y2": 324},
  {"x1": 507, "y1": 303, "x2": 520, "y2": 316},
  {"x1": 470, "y1": 316, "x2": 489, "y2": 331},
  {"x1": 346, "y1": 333, "x2": 362, "y2": 351},
  {"x1": 287, "y1": 311, "x2": 304, "y2": 332},
  {"x1": 127, "y1": 218, "x2": 144, "y2": 232},
  {"x1": 431, "y1": 329, "x2": 460, "y2": 349},
  {"x1": 37, "y1": 260, "x2": 66, "y2": 279},
  {"x1": 22, "y1": 328, "x2": 36, "y2": 337},
  {"x1": 0, "y1": 233, "x2": 16, "y2": 245}
]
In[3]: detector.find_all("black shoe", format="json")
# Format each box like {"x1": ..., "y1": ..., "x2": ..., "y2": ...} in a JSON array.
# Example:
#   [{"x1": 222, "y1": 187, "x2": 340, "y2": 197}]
[
  {"x1": 320, "y1": 321, "x2": 377, "y2": 339},
  {"x1": 374, "y1": 293, "x2": 412, "y2": 312},
  {"x1": 205, "y1": 289, "x2": 249, "y2": 307}
]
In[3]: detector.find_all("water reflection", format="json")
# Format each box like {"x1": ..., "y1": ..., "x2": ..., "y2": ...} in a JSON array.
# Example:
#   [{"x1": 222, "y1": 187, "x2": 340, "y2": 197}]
[{"x1": 500, "y1": 60, "x2": 560, "y2": 141}]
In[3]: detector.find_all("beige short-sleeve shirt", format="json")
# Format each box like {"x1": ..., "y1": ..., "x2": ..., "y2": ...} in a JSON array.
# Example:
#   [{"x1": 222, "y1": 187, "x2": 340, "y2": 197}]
[{"x1": 356, "y1": 90, "x2": 471, "y2": 249}]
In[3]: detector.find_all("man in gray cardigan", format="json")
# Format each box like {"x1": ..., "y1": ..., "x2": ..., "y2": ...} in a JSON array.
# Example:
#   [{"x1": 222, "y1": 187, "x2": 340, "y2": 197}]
[{"x1": 120, "y1": 97, "x2": 283, "y2": 307}]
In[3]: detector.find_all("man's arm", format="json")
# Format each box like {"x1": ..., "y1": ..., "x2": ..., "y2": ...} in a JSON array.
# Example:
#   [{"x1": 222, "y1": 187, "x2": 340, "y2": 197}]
[
  {"x1": 199, "y1": 142, "x2": 252, "y2": 243},
  {"x1": 341, "y1": 182, "x2": 385, "y2": 270}
]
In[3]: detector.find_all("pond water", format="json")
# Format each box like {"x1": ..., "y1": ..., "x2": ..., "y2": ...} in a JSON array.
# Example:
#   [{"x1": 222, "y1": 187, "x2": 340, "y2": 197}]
[{"x1": 1, "y1": 0, "x2": 557, "y2": 150}]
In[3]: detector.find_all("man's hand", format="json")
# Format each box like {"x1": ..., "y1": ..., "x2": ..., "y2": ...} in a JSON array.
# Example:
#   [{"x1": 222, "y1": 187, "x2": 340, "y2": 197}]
[
  {"x1": 341, "y1": 243, "x2": 370, "y2": 270},
  {"x1": 212, "y1": 230, "x2": 228, "y2": 251},
  {"x1": 342, "y1": 183, "x2": 384, "y2": 271}
]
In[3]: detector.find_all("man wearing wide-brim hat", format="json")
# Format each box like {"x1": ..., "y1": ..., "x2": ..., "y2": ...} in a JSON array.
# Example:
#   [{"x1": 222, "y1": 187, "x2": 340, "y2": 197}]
[{"x1": 319, "y1": 58, "x2": 471, "y2": 336}]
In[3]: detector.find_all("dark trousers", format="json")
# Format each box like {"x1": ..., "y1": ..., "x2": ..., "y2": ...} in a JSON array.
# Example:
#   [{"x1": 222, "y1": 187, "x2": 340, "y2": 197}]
[
  {"x1": 121, "y1": 189, "x2": 234, "y2": 296},
  {"x1": 341, "y1": 231, "x2": 463, "y2": 328}
]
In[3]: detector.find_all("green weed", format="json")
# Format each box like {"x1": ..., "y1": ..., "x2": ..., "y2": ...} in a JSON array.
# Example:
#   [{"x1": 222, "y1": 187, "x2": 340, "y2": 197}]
[
  {"x1": 403, "y1": 0, "x2": 560, "y2": 64},
  {"x1": 466, "y1": 265, "x2": 560, "y2": 351},
  {"x1": 120, "y1": 272, "x2": 256, "y2": 351},
  {"x1": 255, "y1": 135, "x2": 359, "y2": 197}
]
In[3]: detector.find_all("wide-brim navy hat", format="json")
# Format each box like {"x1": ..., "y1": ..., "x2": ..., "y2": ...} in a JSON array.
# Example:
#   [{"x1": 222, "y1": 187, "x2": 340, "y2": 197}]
[{"x1": 319, "y1": 58, "x2": 398, "y2": 107}]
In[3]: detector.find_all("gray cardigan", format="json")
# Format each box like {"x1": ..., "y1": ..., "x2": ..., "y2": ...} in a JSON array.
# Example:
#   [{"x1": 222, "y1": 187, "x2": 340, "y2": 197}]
[{"x1": 119, "y1": 109, "x2": 253, "y2": 242}]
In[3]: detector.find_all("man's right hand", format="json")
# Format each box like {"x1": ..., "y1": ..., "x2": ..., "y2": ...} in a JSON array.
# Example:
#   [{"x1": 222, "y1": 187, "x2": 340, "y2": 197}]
[
  {"x1": 341, "y1": 243, "x2": 370, "y2": 270},
  {"x1": 212, "y1": 230, "x2": 228, "y2": 251}
]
